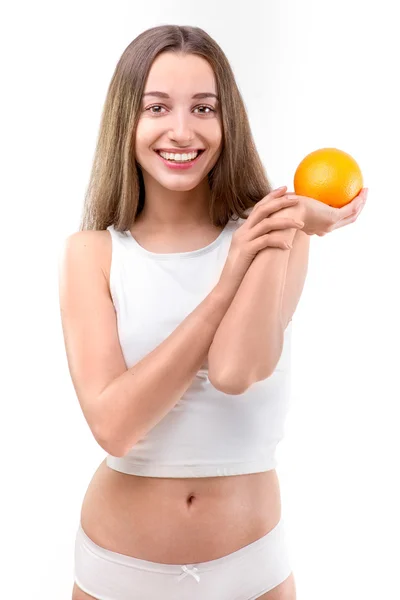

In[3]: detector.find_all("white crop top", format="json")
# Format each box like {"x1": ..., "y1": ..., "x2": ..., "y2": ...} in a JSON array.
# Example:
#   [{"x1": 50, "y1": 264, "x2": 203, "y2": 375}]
[{"x1": 105, "y1": 215, "x2": 293, "y2": 478}]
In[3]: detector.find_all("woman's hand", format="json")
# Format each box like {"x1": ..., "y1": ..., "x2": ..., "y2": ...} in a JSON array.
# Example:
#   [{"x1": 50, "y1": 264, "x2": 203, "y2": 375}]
[
  {"x1": 219, "y1": 188, "x2": 304, "y2": 287},
  {"x1": 262, "y1": 187, "x2": 368, "y2": 236}
]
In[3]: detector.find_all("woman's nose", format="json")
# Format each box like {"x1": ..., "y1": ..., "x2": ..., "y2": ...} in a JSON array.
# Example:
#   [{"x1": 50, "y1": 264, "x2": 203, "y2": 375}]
[{"x1": 168, "y1": 111, "x2": 195, "y2": 141}]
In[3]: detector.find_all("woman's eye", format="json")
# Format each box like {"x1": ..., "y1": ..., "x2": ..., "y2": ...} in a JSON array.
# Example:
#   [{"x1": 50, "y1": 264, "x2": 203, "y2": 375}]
[
  {"x1": 145, "y1": 105, "x2": 215, "y2": 115},
  {"x1": 147, "y1": 105, "x2": 164, "y2": 114},
  {"x1": 195, "y1": 106, "x2": 215, "y2": 114}
]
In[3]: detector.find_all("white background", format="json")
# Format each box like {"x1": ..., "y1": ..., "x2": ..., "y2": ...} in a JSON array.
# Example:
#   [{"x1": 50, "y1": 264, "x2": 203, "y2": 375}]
[{"x1": 1, "y1": 1, "x2": 399, "y2": 598}]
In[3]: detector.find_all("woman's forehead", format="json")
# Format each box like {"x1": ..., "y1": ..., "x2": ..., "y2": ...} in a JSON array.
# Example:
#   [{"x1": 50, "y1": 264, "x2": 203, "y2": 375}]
[{"x1": 145, "y1": 53, "x2": 217, "y2": 95}]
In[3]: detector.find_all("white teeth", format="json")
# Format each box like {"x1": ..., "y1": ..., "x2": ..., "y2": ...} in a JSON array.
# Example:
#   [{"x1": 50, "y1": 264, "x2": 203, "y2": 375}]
[{"x1": 158, "y1": 151, "x2": 200, "y2": 162}]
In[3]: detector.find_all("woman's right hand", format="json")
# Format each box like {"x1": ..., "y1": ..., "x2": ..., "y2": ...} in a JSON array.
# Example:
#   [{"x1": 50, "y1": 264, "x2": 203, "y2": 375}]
[{"x1": 220, "y1": 187, "x2": 305, "y2": 286}]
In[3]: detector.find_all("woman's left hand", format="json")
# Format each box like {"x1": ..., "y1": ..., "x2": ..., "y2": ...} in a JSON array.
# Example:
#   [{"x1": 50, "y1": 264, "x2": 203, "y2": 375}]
[{"x1": 285, "y1": 187, "x2": 368, "y2": 236}]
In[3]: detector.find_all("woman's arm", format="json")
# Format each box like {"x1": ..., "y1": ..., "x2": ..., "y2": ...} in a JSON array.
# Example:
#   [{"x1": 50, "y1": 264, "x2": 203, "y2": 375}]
[
  {"x1": 207, "y1": 227, "x2": 310, "y2": 394},
  {"x1": 59, "y1": 232, "x2": 249, "y2": 458}
]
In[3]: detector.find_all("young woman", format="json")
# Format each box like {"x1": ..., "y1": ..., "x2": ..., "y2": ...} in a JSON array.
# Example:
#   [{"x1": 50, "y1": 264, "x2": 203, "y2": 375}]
[{"x1": 59, "y1": 24, "x2": 366, "y2": 600}]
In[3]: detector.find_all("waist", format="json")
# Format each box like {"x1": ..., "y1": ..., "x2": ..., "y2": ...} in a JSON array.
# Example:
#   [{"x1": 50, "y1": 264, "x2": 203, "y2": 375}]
[{"x1": 80, "y1": 459, "x2": 282, "y2": 563}]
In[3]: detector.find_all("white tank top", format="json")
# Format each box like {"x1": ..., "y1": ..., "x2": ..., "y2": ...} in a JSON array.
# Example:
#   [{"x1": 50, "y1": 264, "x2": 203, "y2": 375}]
[{"x1": 105, "y1": 216, "x2": 293, "y2": 478}]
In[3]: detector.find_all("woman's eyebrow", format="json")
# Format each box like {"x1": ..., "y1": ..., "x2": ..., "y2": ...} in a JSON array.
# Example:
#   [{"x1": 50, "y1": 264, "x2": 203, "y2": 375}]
[{"x1": 143, "y1": 91, "x2": 219, "y2": 100}]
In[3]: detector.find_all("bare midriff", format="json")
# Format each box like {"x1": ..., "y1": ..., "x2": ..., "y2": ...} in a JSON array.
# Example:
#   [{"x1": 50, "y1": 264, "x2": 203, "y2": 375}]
[
  {"x1": 80, "y1": 460, "x2": 282, "y2": 564},
  {"x1": 80, "y1": 227, "x2": 282, "y2": 564}
]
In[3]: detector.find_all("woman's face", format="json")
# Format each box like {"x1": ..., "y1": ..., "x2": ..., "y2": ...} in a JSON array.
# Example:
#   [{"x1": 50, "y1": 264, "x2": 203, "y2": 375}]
[{"x1": 135, "y1": 52, "x2": 223, "y2": 192}]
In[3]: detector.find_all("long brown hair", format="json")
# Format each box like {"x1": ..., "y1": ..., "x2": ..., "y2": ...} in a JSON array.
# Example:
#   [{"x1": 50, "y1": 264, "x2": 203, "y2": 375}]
[{"x1": 79, "y1": 25, "x2": 273, "y2": 232}]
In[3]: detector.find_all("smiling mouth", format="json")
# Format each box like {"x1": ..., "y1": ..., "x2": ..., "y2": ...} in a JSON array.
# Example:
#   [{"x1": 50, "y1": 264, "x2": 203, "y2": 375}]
[{"x1": 154, "y1": 149, "x2": 205, "y2": 162}]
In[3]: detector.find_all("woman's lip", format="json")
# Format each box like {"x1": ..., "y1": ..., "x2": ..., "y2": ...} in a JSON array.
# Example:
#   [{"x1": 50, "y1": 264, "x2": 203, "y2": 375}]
[
  {"x1": 154, "y1": 149, "x2": 205, "y2": 169},
  {"x1": 154, "y1": 148, "x2": 205, "y2": 154}
]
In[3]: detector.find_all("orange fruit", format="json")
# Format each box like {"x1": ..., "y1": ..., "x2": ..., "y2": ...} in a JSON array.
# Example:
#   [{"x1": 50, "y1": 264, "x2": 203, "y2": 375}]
[{"x1": 293, "y1": 148, "x2": 363, "y2": 208}]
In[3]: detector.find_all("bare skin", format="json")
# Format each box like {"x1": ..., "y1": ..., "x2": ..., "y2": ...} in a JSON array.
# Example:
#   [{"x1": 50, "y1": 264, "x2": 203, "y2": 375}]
[{"x1": 72, "y1": 226, "x2": 296, "y2": 599}]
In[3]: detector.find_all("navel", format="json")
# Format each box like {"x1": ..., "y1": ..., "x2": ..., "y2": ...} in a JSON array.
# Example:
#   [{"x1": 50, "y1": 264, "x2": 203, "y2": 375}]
[{"x1": 186, "y1": 494, "x2": 196, "y2": 506}]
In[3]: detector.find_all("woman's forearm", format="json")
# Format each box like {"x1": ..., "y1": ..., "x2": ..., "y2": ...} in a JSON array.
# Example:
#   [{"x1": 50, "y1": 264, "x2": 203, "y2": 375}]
[{"x1": 207, "y1": 228, "x2": 297, "y2": 394}]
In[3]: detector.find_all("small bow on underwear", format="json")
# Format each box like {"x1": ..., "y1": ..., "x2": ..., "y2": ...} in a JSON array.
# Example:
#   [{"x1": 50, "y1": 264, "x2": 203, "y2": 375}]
[{"x1": 177, "y1": 564, "x2": 201, "y2": 583}]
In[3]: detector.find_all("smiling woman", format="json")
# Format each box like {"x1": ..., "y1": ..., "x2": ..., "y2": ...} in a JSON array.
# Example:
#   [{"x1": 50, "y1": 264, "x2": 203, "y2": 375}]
[
  {"x1": 133, "y1": 51, "x2": 224, "y2": 208},
  {"x1": 60, "y1": 23, "x2": 297, "y2": 600}
]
